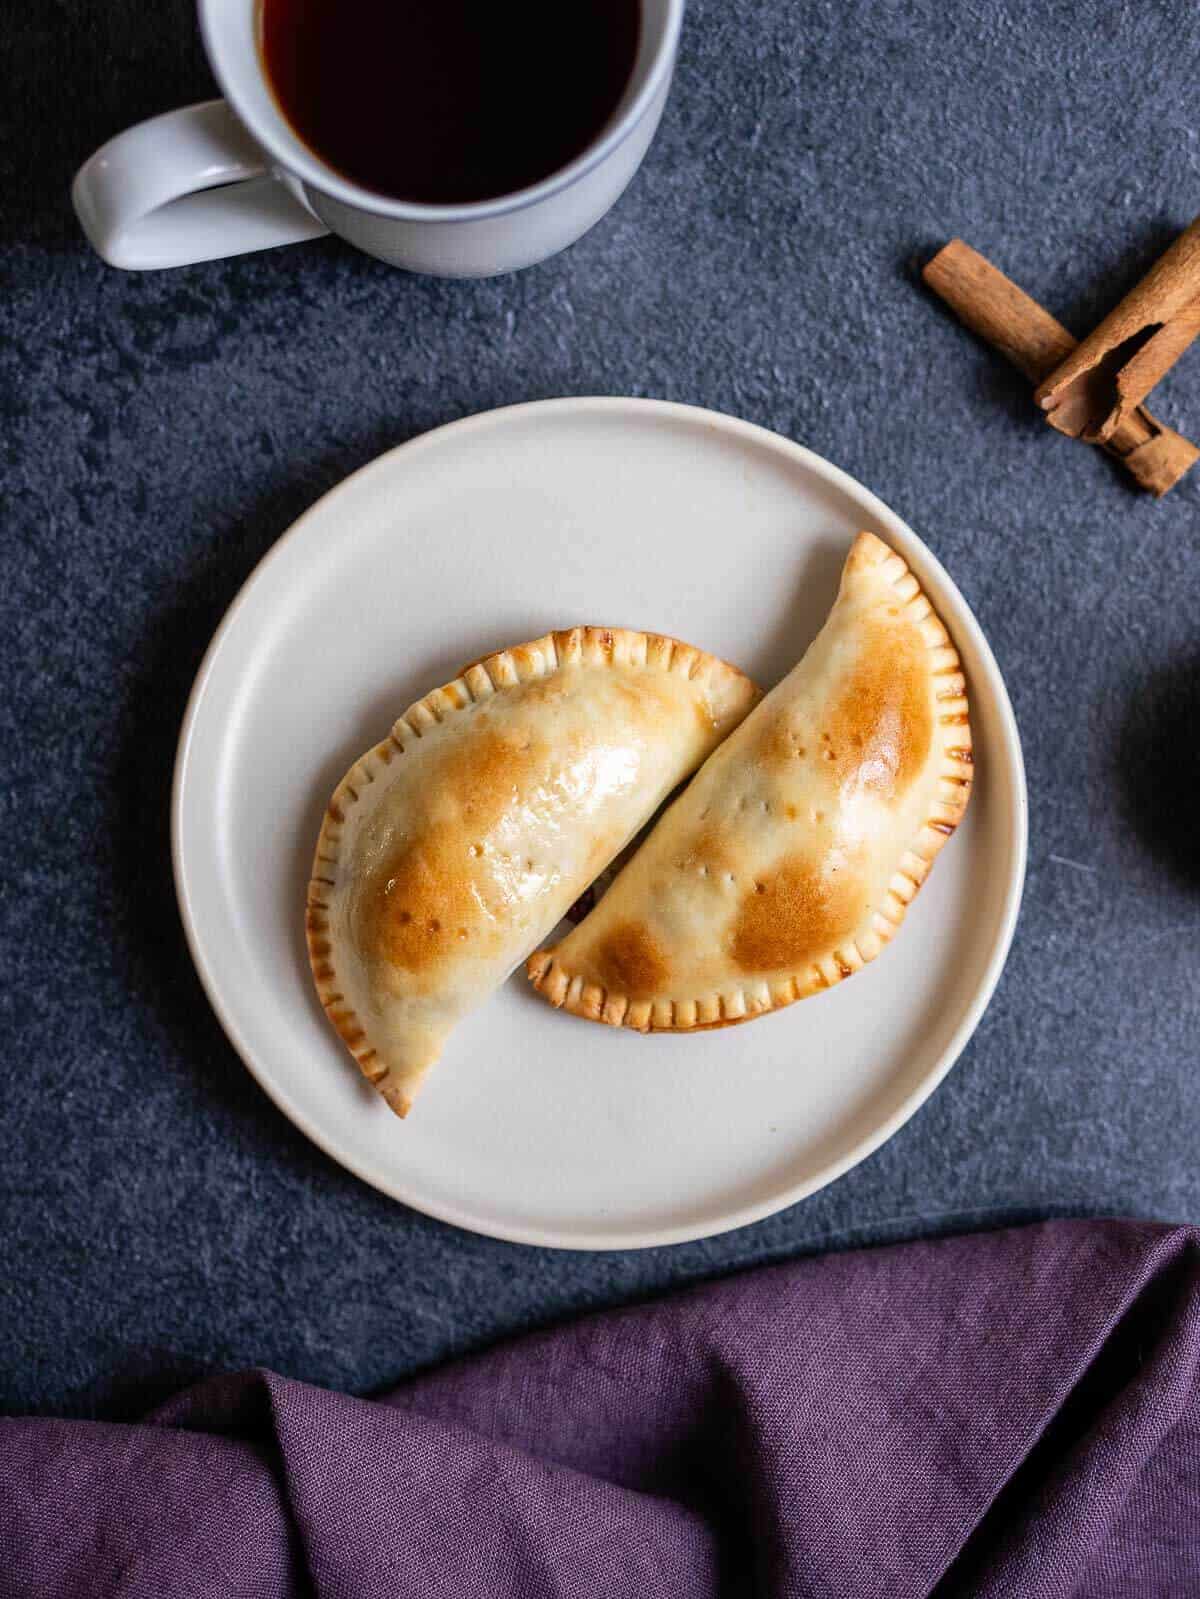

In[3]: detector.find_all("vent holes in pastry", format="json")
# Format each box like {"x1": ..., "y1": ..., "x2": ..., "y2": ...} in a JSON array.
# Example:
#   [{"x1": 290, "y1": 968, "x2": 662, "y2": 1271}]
[
  {"x1": 754, "y1": 881, "x2": 766, "y2": 895},
  {"x1": 470, "y1": 843, "x2": 483, "y2": 857},
  {"x1": 428, "y1": 918, "x2": 441, "y2": 933},
  {"x1": 397, "y1": 910, "x2": 412, "y2": 924}
]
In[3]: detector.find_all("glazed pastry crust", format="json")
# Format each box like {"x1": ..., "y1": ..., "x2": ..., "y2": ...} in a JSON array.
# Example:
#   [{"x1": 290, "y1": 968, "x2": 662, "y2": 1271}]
[
  {"x1": 527, "y1": 534, "x2": 972, "y2": 1032},
  {"x1": 307, "y1": 628, "x2": 759, "y2": 1114}
]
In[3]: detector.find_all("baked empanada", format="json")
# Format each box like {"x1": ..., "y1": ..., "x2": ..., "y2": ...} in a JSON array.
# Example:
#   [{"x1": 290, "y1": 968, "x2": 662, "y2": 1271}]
[
  {"x1": 527, "y1": 533, "x2": 972, "y2": 1030},
  {"x1": 307, "y1": 629, "x2": 758, "y2": 1113}
]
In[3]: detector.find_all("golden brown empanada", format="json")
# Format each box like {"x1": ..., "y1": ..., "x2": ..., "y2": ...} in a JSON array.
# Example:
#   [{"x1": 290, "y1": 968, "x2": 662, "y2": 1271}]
[
  {"x1": 527, "y1": 533, "x2": 972, "y2": 1031},
  {"x1": 307, "y1": 629, "x2": 759, "y2": 1113}
]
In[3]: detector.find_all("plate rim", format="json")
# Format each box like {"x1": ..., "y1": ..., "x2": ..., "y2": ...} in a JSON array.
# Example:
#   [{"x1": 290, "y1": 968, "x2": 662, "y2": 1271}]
[{"x1": 172, "y1": 396, "x2": 1028, "y2": 1250}]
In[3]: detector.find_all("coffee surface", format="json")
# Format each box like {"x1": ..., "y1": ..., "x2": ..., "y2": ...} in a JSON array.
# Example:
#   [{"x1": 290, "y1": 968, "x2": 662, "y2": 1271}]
[{"x1": 261, "y1": 0, "x2": 642, "y2": 205}]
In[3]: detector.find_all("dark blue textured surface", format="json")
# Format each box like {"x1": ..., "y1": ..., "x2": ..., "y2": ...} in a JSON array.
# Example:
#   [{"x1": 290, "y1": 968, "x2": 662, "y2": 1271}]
[{"x1": 3, "y1": 0, "x2": 1199, "y2": 1419}]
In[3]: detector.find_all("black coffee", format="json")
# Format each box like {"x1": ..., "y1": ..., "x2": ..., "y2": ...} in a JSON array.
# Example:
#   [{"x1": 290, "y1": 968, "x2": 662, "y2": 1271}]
[{"x1": 261, "y1": 0, "x2": 642, "y2": 206}]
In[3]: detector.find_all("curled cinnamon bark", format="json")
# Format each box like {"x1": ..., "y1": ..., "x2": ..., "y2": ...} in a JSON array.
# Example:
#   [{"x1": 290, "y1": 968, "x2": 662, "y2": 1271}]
[
  {"x1": 1034, "y1": 218, "x2": 1200, "y2": 445},
  {"x1": 923, "y1": 240, "x2": 1198, "y2": 497}
]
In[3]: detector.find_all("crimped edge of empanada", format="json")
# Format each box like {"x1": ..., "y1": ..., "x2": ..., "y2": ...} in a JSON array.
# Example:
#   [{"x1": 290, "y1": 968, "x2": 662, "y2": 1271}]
[
  {"x1": 526, "y1": 533, "x2": 974, "y2": 1033},
  {"x1": 306, "y1": 628, "x2": 759, "y2": 1110}
]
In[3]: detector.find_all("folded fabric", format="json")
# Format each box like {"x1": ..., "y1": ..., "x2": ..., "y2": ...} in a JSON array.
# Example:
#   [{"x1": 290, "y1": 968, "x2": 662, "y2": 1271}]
[{"x1": 2, "y1": 1218, "x2": 1198, "y2": 1598}]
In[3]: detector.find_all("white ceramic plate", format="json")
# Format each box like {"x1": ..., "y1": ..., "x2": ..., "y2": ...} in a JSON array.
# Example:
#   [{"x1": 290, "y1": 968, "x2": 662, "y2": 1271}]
[{"x1": 173, "y1": 398, "x2": 1026, "y2": 1249}]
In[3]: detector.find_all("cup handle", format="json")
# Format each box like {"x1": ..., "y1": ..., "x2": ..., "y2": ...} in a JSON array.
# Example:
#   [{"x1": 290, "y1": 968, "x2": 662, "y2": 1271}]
[{"x1": 71, "y1": 99, "x2": 330, "y2": 271}]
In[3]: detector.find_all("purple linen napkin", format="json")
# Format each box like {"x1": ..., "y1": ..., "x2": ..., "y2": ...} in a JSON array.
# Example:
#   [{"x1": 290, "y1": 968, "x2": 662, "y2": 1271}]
[{"x1": 2, "y1": 1218, "x2": 1198, "y2": 1598}]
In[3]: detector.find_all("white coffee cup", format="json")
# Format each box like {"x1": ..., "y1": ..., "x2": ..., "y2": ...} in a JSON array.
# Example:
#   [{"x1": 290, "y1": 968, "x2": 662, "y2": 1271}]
[{"x1": 73, "y1": 0, "x2": 683, "y2": 277}]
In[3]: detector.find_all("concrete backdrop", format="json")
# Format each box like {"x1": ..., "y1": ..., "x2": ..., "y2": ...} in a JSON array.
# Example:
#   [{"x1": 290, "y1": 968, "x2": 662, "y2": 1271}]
[{"x1": 3, "y1": 0, "x2": 1199, "y2": 1416}]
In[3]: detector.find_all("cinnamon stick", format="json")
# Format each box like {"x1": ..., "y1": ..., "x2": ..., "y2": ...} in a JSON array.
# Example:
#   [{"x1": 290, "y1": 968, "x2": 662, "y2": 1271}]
[
  {"x1": 1034, "y1": 216, "x2": 1200, "y2": 444},
  {"x1": 923, "y1": 240, "x2": 1199, "y2": 497}
]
